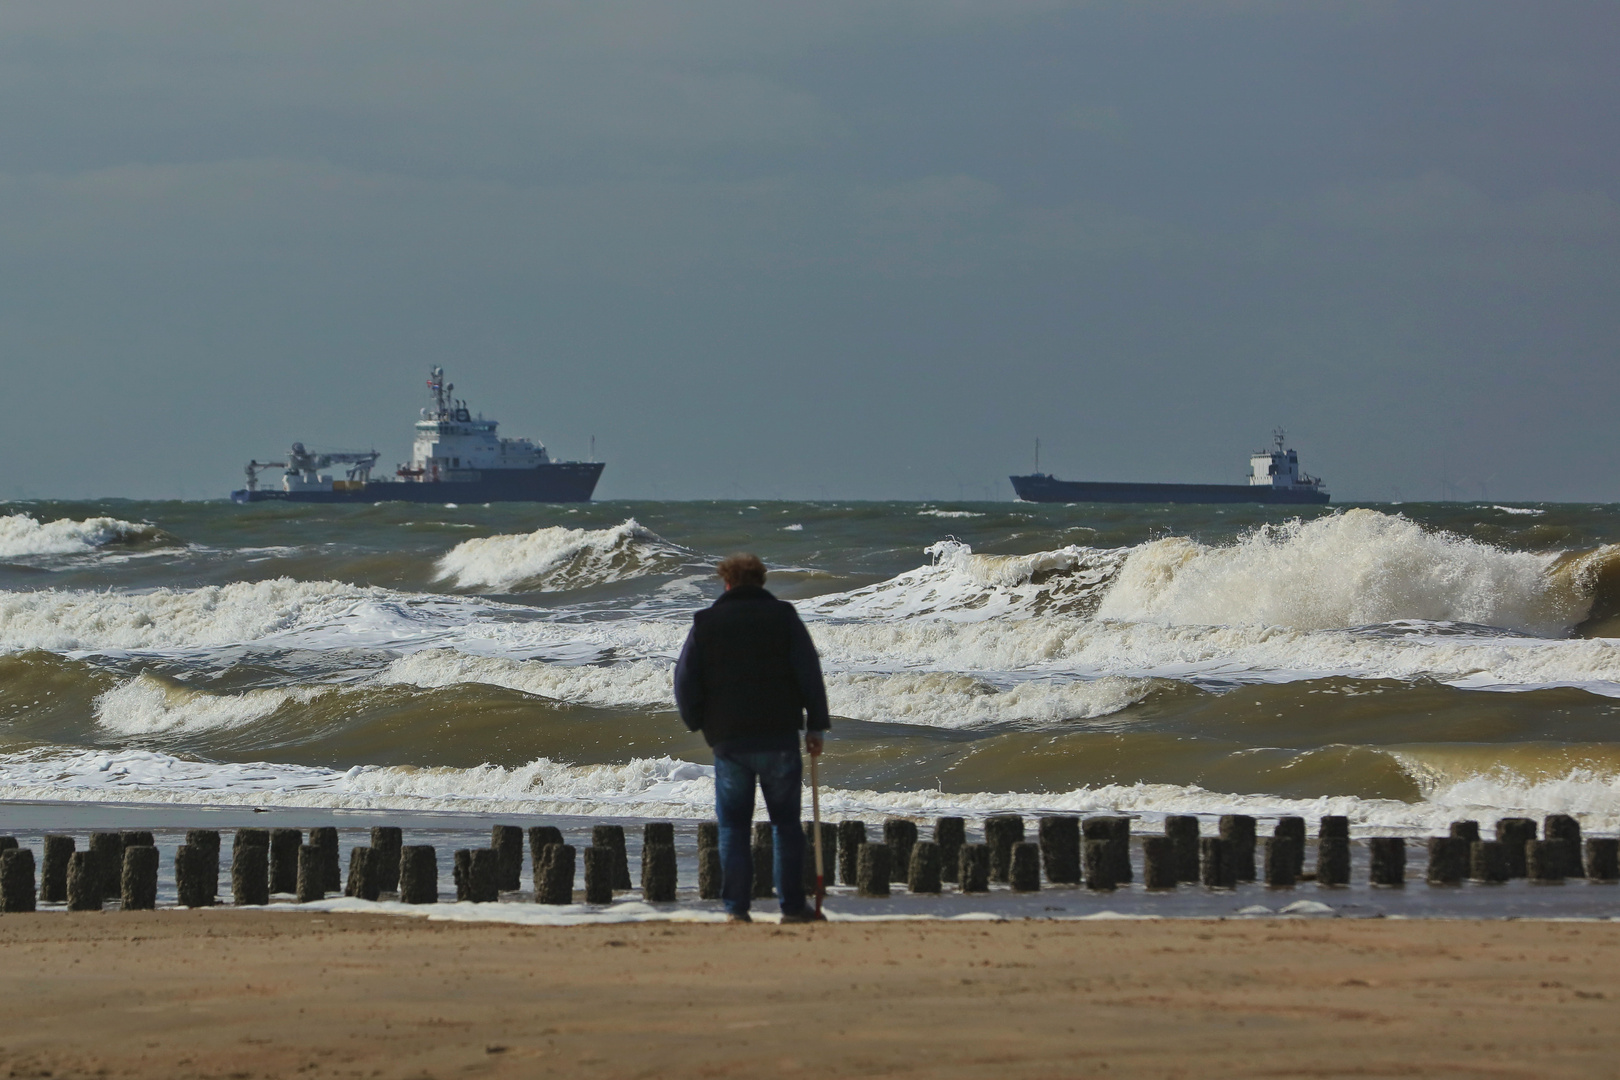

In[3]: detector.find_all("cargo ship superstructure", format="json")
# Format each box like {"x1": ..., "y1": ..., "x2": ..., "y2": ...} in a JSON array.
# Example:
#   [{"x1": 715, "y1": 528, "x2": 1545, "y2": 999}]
[
  {"x1": 1010, "y1": 431, "x2": 1329, "y2": 505},
  {"x1": 231, "y1": 367, "x2": 604, "y2": 503}
]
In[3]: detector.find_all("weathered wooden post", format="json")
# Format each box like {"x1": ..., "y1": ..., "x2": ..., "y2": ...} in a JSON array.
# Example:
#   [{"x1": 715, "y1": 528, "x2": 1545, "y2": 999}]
[
  {"x1": 1273, "y1": 818, "x2": 1305, "y2": 879},
  {"x1": 40, "y1": 835, "x2": 73, "y2": 903},
  {"x1": 642, "y1": 842, "x2": 677, "y2": 902},
  {"x1": 1164, "y1": 816, "x2": 1200, "y2": 883},
  {"x1": 751, "y1": 822, "x2": 775, "y2": 899},
  {"x1": 1141, "y1": 836, "x2": 1176, "y2": 890},
  {"x1": 120, "y1": 845, "x2": 158, "y2": 911},
  {"x1": 0, "y1": 848, "x2": 35, "y2": 913},
  {"x1": 856, "y1": 843, "x2": 891, "y2": 897},
  {"x1": 1009, "y1": 842, "x2": 1041, "y2": 892},
  {"x1": 397, "y1": 845, "x2": 438, "y2": 904},
  {"x1": 1319, "y1": 816, "x2": 1349, "y2": 841},
  {"x1": 66, "y1": 852, "x2": 101, "y2": 911},
  {"x1": 185, "y1": 830, "x2": 221, "y2": 900},
  {"x1": 528, "y1": 826, "x2": 564, "y2": 891},
  {"x1": 1585, "y1": 838, "x2": 1619, "y2": 882},
  {"x1": 1201, "y1": 837, "x2": 1235, "y2": 889},
  {"x1": 1544, "y1": 815, "x2": 1582, "y2": 877},
  {"x1": 935, "y1": 817, "x2": 965, "y2": 883},
  {"x1": 698, "y1": 846, "x2": 722, "y2": 901},
  {"x1": 801, "y1": 821, "x2": 837, "y2": 892},
  {"x1": 908, "y1": 841, "x2": 942, "y2": 894},
  {"x1": 1450, "y1": 820, "x2": 1480, "y2": 843},
  {"x1": 1495, "y1": 818, "x2": 1536, "y2": 878},
  {"x1": 1369, "y1": 837, "x2": 1406, "y2": 886},
  {"x1": 583, "y1": 846, "x2": 615, "y2": 904},
  {"x1": 296, "y1": 845, "x2": 326, "y2": 903},
  {"x1": 120, "y1": 830, "x2": 154, "y2": 849},
  {"x1": 1527, "y1": 839, "x2": 1570, "y2": 884},
  {"x1": 491, "y1": 825, "x2": 524, "y2": 892},
  {"x1": 469, "y1": 849, "x2": 499, "y2": 902},
  {"x1": 309, "y1": 827, "x2": 341, "y2": 894},
  {"x1": 535, "y1": 844, "x2": 576, "y2": 905},
  {"x1": 644, "y1": 822, "x2": 675, "y2": 848},
  {"x1": 1038, "y1": 816, "x2": 1081, "y2": 885},
  {"x1": 1316, "y1": 836, "x2": 1351, "y2": 887},
  {"x1": 591, "y1": 826, "x2": 632, "y2": 891},
  {"x1": 837, "y1": 821, "x2": 866, "y2": 885},
  {"x1": 1084, "y1": 839, "x2": 1116, "y2": 891},
  {"x1": 1470, "y1": 840, "x2": 1508, "y2": 883},
  {"x1": 956, "y1": 843, "x2": 989, "y2": 893},
  {"x1": 175, "y1": 843, "x2": 214, "y2": 907},
  {"x1": 883, "y1": 819, "x2": 918, "y2": 883},
  {"x1": 345, "y1": 846, "x2": 378, "y2": 901},
  {"x1": 985, "y1": 815, "x2": 1025, "y2": 883},
  {"x1": 269, "y1": 828, "x2": 302, "y2": 894},
  {"x1": 1262, "y1": 836, "x2": 1296, "y2": 888},
  {"x1": 1220, "y1": 814, "x2": 1257, "y2": 882},
  {"x1": 232, "y1": 843, "x2": 269, "y2": 906},
  {"x1": 1426, "y1": 837, "x2": 1467, "y2": 885},
  {"x1": 697, "y1": 822, "x2": 719, "y2": 852},
  {"x1": 89, "y1": 832, "x2": 124, "y2": 900},
  {"x1": 370, "y1": 827, "x2": 403, "y2": 892}
]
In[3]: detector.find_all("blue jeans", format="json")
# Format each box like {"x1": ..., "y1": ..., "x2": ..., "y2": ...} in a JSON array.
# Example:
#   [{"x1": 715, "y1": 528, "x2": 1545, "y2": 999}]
[{"x1": 713, "y1": 748, "x2": 806, "y2": 916}]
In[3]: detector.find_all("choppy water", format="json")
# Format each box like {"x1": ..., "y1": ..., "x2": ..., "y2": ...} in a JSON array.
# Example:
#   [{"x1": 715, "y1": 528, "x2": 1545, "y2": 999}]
[{"x1": 3, "y1": 497, "x2": 1620, "y2": 833}]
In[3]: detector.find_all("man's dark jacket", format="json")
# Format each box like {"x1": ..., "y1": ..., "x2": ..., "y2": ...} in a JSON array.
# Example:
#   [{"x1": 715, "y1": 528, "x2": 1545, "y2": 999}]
[{"x1": 673, "y1": 585, "x2": 830, "y2": 751}]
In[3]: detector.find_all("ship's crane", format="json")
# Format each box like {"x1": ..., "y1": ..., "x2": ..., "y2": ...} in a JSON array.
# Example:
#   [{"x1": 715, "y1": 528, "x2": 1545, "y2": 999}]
[{"x1": 244, "y1": 443, "x2": 380, "y2": 491}]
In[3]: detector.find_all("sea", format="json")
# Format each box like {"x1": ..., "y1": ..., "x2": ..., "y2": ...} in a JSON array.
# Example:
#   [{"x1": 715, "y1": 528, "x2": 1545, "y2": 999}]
[{"x1": 3, "y1": 497, "x2": 1620, "y2": 916}]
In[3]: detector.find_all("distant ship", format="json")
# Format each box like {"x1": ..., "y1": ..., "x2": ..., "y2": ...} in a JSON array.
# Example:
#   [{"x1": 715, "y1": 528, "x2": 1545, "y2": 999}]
[
  {"x1": 231, "y1": 367, "x2": 604, "y2": 504},
  {"x1": 1010, "y1": 431, "x2": 1330, "y2": 505}
]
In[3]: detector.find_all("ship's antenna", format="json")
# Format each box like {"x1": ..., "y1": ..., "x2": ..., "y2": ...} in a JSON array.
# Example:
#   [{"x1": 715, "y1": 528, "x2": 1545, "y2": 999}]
[
  {"x1": 1273, "y1": 427, "x2": 1286, "y2": 452},
  {"x1": 590, "y1": 435, "x2": 596, "y2": 462},
  {"x1": 1035, "y1": 437, "x2": 1040, "y2": 474}
]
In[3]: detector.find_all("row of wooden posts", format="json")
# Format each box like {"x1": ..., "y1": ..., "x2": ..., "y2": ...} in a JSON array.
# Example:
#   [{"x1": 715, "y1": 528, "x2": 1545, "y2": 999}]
[{"x1": 0, "y1": 812, "x2": 1614, "y2": 912}]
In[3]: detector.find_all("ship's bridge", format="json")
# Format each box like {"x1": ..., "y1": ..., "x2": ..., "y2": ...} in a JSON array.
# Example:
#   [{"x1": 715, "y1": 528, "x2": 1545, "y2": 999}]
[
  {"x1": 405, "y1": 367, "x2": 548, "y2": 481},
  {"x1": 1249, "y1": 429, "x2": 1326, "y2": 493}
]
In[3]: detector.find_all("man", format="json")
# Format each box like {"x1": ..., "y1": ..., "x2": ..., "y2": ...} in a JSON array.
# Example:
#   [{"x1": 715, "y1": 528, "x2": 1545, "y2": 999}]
[{"x1": 673, "y1": 552, "x2": 830, "y2": 923}]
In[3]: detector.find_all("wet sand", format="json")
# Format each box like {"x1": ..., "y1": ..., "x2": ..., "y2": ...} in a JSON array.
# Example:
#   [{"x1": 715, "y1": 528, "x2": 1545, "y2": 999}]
[{"x1": 1, "y1": 912, "x2": 1617, "y2": 1079}]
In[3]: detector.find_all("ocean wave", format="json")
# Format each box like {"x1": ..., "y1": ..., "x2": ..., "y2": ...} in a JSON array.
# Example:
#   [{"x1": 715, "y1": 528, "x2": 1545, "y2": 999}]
[
  {"x1": 93, "y1": 674, "x2": 327, "y2": 735},
  {"x1": 0, "y1": 513, "x2": 168, "y2": 559},
  {"x1": 376, "y1": 649, "x2": 1156, "y2": 728},
  {"x1": 434, "y1": 518, "x2": 693, "y2": 592},
  {"x1": 6, "y1": 744, "x2": 1620, "y2": 832},
  {"x1": 808, "y1": 510, "x2": 1614, "y2": 637},
  {"x1": 1095, "y1": 510, "x2": 1590, "y2": 635}
]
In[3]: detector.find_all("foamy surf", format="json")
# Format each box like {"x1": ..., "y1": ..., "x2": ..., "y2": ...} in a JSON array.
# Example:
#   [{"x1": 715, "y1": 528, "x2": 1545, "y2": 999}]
[
  {"x1": 6, "y1": 744, "x2": 1620, "y2": 835},
  {"x1": 0, "y1": 512, "x2": 166, "y2": 560},
  {"x1": 434, "y1": 518, "x2": 693, "y2": 592}
]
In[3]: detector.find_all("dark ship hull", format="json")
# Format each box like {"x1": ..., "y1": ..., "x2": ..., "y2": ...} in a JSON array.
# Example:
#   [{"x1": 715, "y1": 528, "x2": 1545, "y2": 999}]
[
  {"x1": 1009, "y1": 474, "x2": 1330, "y2": 505},
  {"x1": 232, "y1": 462, "x2": 604, "y2": 504}
]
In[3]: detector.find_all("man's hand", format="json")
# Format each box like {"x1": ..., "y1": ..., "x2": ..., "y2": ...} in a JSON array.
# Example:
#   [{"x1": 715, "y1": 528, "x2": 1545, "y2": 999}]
[{"x1": 805, "y1": 732, "x2": 824, "y2": 756}]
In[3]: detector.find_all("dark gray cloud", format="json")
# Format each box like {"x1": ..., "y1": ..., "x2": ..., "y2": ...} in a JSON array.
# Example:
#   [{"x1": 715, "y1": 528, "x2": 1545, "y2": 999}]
[{"x1": 2, "y1": 1, "x2": 1615, "y2": 502}]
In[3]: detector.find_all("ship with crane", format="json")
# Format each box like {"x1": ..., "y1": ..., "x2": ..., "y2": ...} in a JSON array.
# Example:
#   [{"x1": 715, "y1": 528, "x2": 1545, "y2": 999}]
[{"x1": 231, "y1": 367, "x2": 604, "y2": 503}]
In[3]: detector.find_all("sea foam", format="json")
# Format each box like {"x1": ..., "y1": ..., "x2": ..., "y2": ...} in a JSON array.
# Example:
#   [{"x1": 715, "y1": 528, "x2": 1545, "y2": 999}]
[
  {"x1": 434, "y1": 518, "x2": 692, "y2": 592},
  {"x1": 0, "y1": 513, "x2": 163, "y2": 559}
]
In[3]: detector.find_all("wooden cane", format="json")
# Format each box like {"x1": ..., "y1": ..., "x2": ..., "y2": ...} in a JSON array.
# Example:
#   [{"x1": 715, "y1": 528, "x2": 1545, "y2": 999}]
[{"x1": 810, "y1": 748, "x2": 826, "y2": 914}]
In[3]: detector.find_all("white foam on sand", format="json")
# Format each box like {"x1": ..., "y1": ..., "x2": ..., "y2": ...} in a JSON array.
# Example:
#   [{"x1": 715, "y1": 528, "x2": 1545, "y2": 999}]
[{"x1": 7, "y1": 745, "x2": 1620, "y2": 833}]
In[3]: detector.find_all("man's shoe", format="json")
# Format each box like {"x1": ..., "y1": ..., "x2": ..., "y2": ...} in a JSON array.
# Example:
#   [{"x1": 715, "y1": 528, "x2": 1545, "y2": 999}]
[
  {"x1": 725, "y1": 912, "x2": 753, "y2": 924},
  {"x1": 779, "y1": 908, "x2": 826, "y2": 924}
]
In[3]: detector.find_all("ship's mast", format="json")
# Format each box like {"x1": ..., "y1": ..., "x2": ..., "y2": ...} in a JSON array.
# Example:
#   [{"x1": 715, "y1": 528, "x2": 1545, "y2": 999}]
[
  {"x1": 428, "y1": 366, "x2": 453, "y2": 419},
  {"x1": 1273, "y1": 427, "x2": 1286, "y2": 453}
]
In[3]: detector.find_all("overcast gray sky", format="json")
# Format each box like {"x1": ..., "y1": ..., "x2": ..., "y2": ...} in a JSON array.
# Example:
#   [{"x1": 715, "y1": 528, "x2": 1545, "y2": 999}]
[{"x1": 3, "y1": 1, "x2": 1616, "y2": 502}]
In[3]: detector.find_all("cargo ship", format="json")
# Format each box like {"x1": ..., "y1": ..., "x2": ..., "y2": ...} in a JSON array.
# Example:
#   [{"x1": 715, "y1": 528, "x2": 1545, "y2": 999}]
[
  {"x1": 231, "y1": 367, "x2": 604, "y2": 503},
  {"x1": 1010, "y1": 431, "x2": 1329, "y2": 505}
]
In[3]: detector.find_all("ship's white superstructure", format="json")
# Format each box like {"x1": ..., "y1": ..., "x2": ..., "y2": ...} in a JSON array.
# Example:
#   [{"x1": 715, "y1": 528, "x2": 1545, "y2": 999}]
[
  {"x1": 1249, "y1": 429, "x2": 1327, "y2": 496},
  {"x1": 403, "y1": 367, "x2": 548, "y2": 483}
]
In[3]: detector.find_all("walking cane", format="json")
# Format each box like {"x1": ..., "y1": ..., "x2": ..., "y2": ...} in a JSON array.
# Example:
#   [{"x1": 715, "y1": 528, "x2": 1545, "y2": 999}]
[{"x1": 810, "y1": 745, "x2": 826, "y2": 915}]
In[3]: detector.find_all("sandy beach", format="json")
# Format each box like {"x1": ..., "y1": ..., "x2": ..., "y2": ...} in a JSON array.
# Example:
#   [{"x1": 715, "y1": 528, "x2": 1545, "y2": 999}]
[{"x1": 0, "y1": 912, "x2": 1616, "y2": 1079}]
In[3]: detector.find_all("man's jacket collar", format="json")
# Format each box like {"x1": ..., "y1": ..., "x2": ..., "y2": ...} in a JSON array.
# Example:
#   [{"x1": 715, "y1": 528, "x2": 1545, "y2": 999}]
[{"x1": 714, "y1": 584, "x2": 773, "y2": 605}]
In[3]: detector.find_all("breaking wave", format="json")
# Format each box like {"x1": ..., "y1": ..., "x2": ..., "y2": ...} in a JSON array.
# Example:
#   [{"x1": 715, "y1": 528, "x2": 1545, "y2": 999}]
[
  {"x1": 434, "y1": 518, "x2": 694, "y2": 592},
  {"x1": 810, "y1": 510, "x2": 1620, "y2": 639},
  {"x1": 93, "y1": 674, "x2": 328, "y2": 736},
  {"x1": 0, "y1": 513, "x2": 168, "y2": 560}
]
